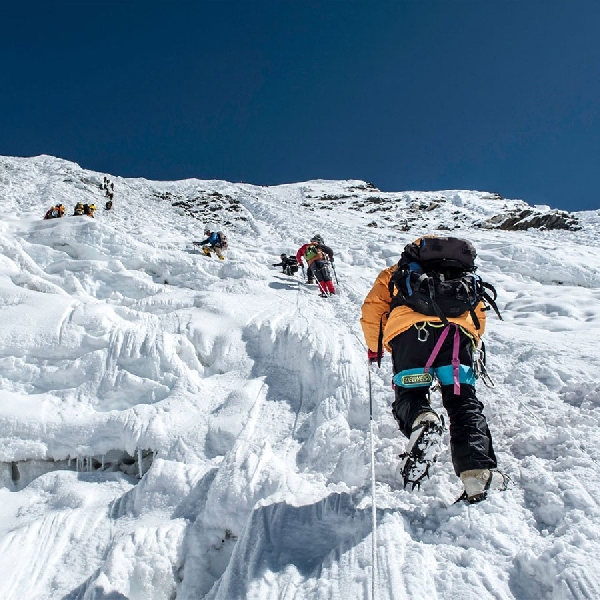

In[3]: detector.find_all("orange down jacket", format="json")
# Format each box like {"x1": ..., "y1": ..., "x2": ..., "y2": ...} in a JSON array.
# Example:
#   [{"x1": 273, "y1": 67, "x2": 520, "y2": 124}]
[{"x1": 360, "y1": 264, "x2": 487, "y2": 353}]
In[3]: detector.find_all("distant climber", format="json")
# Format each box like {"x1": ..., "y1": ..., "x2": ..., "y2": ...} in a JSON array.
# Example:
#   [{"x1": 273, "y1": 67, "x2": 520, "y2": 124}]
[
  {"x1": 194, "y1": 228, "x2": 225, "y2": 260},
  {"x1": 272, "y1": 254, "x2": 299, "y2": 276},
  {"x1": 44, "y1": 204, "x2": 65, "y2": 219},
  {"x1": 296, "y1": 234, "x2": 335, "y2": 296}
]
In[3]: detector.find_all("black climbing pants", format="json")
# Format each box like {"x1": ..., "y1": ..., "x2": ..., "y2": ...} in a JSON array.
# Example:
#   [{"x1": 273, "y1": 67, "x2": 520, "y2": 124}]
[
  {"x1": 390, "y1": 323, "x2": 497, "y2": 475},
  {"x1": 311, "y1": 260, "x2": 331, "y2": 283}
]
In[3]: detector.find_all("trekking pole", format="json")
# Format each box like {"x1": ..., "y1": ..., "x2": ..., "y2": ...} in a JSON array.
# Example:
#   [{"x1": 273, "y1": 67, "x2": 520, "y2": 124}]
[
  {"x1": 330, "y1": 260, "x2": 339, "y2": 284},
  {"x1": 367, "y1": 360, "x2": 377, "y2": 600}
]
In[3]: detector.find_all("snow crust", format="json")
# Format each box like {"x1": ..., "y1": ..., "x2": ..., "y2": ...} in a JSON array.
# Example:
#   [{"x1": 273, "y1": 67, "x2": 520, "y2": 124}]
[{"x1": 1, "y1": 154, "x2": 600, "y2": 599}]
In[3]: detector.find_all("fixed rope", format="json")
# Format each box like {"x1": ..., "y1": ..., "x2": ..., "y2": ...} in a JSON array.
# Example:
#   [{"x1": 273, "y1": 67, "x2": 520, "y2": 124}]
[{"x1": 367, "y1": 360, "x2": 377, "y2": 599}]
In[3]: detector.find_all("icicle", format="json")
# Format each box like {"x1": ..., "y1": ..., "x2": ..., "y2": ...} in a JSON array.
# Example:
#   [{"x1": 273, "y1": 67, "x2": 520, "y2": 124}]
[
  {"x1": 101, "y1": 454, "x2": 105, "y2": 470},
  {"x1": 10, "y1": 462, "x2": 20, "y2": 485},
  {"x1": 137, "y1": 447, "x2": 143, "y2": 479}
]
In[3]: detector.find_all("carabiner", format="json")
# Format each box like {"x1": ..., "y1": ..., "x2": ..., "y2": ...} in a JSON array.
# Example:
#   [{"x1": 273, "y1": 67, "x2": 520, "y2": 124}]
[
  {"x1": 415, "y1": 323, "x2": 429, "y2": 343},
  {"x1": 476, "y1": 359, "x2": 496, "y2": 388}
]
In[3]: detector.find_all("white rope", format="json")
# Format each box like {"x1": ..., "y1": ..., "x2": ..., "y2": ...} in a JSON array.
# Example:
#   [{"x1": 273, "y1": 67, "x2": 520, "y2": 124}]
[{"x1": 368, "y1": 362, "x2": 377, "y2": 600}]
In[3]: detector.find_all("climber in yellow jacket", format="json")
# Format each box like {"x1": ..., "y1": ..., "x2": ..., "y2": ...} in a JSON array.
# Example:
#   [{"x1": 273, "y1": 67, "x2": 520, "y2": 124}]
[{"x1": 361, "y1": 235, "x2": 506, "y2": 503}]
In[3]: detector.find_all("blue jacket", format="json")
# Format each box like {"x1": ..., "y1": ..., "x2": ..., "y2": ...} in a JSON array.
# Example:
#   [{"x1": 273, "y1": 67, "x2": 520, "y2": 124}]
[{"x1": 201, "y1": 232, "x2": 221, "y2": 246}]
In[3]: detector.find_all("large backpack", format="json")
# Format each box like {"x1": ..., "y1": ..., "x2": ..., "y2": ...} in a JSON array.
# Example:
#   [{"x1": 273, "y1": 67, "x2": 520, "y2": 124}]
[
  {"x1": 217, "y1": 231, "x2": 228, "y2": 250},
  {"x1": 304, "y1": 244, "x2": 322, "y2": 262},
  {"x1": 284, "y1": 256, "x2": 299, "y2": 276},
  {"x1": 388, "y1": 236, "x2": 502, "y2": 330}
]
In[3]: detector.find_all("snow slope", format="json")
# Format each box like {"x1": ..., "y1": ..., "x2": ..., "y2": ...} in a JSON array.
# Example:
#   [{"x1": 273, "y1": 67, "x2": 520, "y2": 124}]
[{"x1": 1, "y1": 154, "x2": 599, "y2": 599}]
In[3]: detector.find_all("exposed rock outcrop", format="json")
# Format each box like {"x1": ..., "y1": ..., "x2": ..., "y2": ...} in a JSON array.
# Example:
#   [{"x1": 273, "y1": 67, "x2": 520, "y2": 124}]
[{"x1": 480, "y1": 209, "x2": 580, "y2": 231}]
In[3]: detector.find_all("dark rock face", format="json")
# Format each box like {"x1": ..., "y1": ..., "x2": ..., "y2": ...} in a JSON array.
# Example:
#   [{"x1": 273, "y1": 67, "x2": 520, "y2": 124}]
[{"x1": 480, "y1": 209, "x2": 580, "y2": 231}]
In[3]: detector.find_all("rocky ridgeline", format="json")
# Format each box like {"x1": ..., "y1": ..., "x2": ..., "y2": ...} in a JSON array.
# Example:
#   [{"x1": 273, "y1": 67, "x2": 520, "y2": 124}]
[
  {"x1": 0, "y1": 157, "x2": 583, "y2": 234},
  {"x1": 305, "y1": 186, "x2": 581, "y2": 232},
  {"x1": 479, "y1": 208, "x2": 580, "y2": 231}
]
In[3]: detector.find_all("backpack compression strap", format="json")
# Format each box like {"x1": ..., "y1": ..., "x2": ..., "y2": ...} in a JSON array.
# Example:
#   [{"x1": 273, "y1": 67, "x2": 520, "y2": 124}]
[{"x1": 480, "y1": 282, "x2": 503, "y2": 321}]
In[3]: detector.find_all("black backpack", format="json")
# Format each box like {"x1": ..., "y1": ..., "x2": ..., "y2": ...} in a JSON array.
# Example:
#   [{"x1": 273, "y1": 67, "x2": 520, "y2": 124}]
[
  {"x1": 284, "y1": 256, "x2": 298, "y2": 275},
  {"x1": 388, "y1": 236, "x2": 502, "y2": 330}
]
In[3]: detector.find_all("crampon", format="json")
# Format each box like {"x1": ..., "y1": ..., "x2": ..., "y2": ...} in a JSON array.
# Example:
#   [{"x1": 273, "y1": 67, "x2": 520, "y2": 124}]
[{"x1": 398, "y1": 417, "x2": 445, "y2": 490}]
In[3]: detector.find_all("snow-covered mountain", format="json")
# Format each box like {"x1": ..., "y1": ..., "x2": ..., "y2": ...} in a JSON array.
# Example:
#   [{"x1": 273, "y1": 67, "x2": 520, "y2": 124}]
[{"x1": 1, "y1": 154, "x2": 599, "y2": 600}]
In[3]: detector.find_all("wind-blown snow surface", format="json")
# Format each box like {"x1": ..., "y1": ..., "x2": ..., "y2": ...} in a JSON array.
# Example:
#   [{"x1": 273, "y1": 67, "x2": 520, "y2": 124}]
[{"x1": 1, "y1": 155, "x2": 600, "y2": 599}]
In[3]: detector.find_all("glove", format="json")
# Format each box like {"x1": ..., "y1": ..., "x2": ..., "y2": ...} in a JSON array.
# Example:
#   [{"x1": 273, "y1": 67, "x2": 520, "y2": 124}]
[
  {"x1": 330, "y1": 257, "x2": 334, "y2": 263},
  {"x1": 368, "y1": 349, "x2": 380, "y2": 363}
]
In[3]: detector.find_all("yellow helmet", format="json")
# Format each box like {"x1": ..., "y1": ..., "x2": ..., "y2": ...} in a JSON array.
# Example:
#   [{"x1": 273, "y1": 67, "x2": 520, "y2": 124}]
[{"x1": 89, "y1": 204, "x2": 96, "y2": 210}]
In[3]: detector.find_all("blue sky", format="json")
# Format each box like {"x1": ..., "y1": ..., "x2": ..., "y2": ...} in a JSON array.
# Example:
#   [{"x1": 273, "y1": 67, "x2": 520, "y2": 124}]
[{"x1": 2, "y1": 1, "x2": 599, "y2": 211}]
